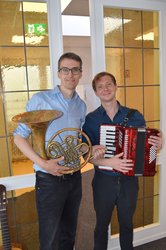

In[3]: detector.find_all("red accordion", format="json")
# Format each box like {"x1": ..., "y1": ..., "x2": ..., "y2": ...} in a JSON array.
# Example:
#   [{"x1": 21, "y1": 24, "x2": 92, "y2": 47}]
[{"x1": 99, "y1": 125, "x2": 159, "y2": 176}]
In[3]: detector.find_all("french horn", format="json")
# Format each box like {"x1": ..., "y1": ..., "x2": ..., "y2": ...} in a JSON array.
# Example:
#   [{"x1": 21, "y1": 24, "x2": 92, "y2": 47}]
[{"x1": 12, "y1": 110, "x2": 92, "y2": 174}]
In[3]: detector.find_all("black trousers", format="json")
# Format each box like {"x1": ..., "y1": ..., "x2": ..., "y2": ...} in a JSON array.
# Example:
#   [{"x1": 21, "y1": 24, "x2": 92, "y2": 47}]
[
  {"x1": 35, "y1": 171, "x2": 82, "y2": 250},
  {"x1": 92, "y1": 171, "x2": 139, "y2": 250}
]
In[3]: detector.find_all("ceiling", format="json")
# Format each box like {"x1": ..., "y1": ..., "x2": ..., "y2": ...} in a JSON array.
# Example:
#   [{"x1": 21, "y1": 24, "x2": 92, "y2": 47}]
[
  {"x1": 62, "y1": 0, "x2": 90, "y2": 47},
  {"x1": 62, "y1": 0, "x2": 89, "y2": 16}
]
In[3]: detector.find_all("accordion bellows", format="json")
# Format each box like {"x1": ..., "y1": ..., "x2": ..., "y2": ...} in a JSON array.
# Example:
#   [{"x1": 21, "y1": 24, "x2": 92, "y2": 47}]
[{"x1": 99, "y1": 125, "x2": 159, "y2": 176}]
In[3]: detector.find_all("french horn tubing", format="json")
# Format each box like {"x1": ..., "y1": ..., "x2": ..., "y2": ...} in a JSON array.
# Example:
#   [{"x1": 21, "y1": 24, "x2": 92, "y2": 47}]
[{"x1": 46, "y1": 127, "x2": 92, "y2": 174}]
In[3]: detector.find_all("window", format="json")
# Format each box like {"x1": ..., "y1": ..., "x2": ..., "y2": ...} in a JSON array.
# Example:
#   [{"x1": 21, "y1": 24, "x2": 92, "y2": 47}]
[{"x1": 104, "y1": 7, "x2": 160, "y2": 233}]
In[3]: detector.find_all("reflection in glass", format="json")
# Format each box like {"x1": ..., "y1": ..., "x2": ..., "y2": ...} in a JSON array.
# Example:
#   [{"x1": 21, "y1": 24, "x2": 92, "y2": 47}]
[
  {"x1": 133, "y1": 199, "x2": 144, "y2": 228},
  {"x1": 137, "y1": 180, "x2": 144, "y2": 204},
  {"x1": 7, "y1": 187, "x2": 39, "y2": 249},
  {"x1": 144, "y1": 49, "x2": 159, "y2": 85},
  {"x1": 144, "y1": 177, "x2": 156, "y2": 198},
  {"x1": 23, "y1": 2, "x2": 49, "y2": 46},
  {"x1": 146, "y1": 121, "x2": 160, "y2": 130},
  {"x1": 144, "y1": 86, "x2": 160, "y2": 121},
  {"x1": 0, "y1": 47, "x2": 27, "y2": 91},
  {"x1": 104, "y1": 8, "x2": 123, "y2": 47},
  {"x1": 26, "y1": 47, "x2": 51, "y2": 90},
  {"x1": 126, "y1": 87, "x2": 143, "y2": 113},
  {"x1": 153, "y1": 194, "x2": 159, "y2": 223},
  {"x1": 143, "y1": 170, "x2": 160, "y2": 197},
  {"x1": 110, "y1": 208, "x2": 118, "y2": 234},
  {"x1": 154, "y1": 165, "x2": 160, "y2": 196},
  {"x1": 125, "y1": 48, "x2": 142, "y2": 85},
  {"x1": 123, "y1": 9, "x2": 142, "y2": 47},
  {"x1": 144, "y1": 196, "x2": 159, "y2": 225},
  {"x1": 116, "y1": 87, "x2": 125, "y2": 106},
  {"x1": 12, "y1": 155, "x2": 33, "y2": 176},
  {"x1": 0, "y1": 138, "x2": 11, "y2": 177},
  {"x1": 143, "y1": 12, "x2": 159, "y2": 49},
  {"x1": 0, "y1": 2, "x2": 23, "y2": 46},
  {"x1": 105, "y1": 48, "x2": 124, "y2": 86},
  {"x1": 0, "y1": 95, "x2": 5, "y2": 136},
  {"x1": 4, "y1": 92, "x2": 29, "y2": 135}
]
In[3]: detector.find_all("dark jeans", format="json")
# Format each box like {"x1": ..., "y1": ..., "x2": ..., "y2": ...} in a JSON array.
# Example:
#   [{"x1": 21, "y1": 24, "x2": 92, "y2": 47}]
[
  {"x1": 92, "y1": 171, "x2": 139, "y2": 250},
  {"x1": 35, "y1": 171, "x2": 82, "y2": 250}
]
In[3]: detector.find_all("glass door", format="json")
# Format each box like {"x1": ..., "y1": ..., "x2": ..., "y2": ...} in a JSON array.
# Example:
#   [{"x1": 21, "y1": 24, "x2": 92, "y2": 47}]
[{"x1": 0, "y1": 0, "x2": 62, "y2": 248}]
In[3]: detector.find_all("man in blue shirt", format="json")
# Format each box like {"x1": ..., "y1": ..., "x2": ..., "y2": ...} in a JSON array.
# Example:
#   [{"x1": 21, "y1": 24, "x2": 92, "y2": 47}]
[
  {"x1": 82, "y1": 71, "x2": 162, "y2": 250},
  {"x1": 13, "y1": 52, "x2": 101, "y2": 250}
]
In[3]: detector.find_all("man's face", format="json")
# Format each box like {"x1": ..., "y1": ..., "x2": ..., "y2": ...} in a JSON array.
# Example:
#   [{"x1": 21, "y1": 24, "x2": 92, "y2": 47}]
[
  {"x1": 58, "y1": 58, "x2": 82, "y2": 91},
  {"x1": 95, "y1": 75, "x2": 117, "y2": 102}
]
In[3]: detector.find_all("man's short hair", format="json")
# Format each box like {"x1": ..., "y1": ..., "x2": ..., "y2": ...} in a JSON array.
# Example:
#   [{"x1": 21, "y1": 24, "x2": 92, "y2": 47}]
[
  {"x1": 58, "y1": 52, "x2": 83, "y2": 70},
  {"x1": 92, "y1": 72, "x2": 117, "y2": 91}
]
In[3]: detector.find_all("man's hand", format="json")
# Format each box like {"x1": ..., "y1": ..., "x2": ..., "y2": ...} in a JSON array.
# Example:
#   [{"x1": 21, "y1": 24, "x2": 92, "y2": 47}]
[
  {"x1": 43, "y1": 156, "x2": 70, "y2": 176},
  {"x1": 90, "y1": 146, "x2": 133, "y2": 174},
  {"x1": 108, "y1": 152, "x2": 133, "y2": 174},
  {"x1": 91, "y1": 145, "x2": 106, "y2": 160},
  {"x1": 148, "y1": 132, "x2": 163, "y2": 150}
]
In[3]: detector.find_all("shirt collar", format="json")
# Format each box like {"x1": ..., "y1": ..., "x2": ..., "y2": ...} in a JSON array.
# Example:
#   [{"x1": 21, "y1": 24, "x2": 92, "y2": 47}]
[
  {"x1": 99, "y1": 101, "x2": 123, "y2": 115},
  {"x1": 53, "y1": 85, "x2": 62, "y2": 95},
  {"x1": 53, "y1": 85, "x2": 77, "y2": 100}
]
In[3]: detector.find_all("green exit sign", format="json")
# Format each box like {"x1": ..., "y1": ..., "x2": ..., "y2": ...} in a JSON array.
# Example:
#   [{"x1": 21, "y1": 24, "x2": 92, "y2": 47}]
[{"x1": 26, "y1": 24, "x2": 47, "y2": 36}]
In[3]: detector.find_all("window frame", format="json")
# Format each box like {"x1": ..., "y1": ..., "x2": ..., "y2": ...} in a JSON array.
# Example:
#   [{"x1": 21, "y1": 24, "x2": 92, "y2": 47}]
[{"x1": 89, "y1": 0, "x2": 166, "y2": 247}]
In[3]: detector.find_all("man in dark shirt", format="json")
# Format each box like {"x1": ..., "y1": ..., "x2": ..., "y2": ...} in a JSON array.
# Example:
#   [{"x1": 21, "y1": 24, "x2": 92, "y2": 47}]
[{"x1": 83, "y1": 72, "x2": 162, "y2": 250}]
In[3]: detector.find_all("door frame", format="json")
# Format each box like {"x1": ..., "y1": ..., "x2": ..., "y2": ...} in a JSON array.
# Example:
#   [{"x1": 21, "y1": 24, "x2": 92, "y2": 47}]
[{"x1": 89, "y1": 0, "x2": 166, "y2": 248}]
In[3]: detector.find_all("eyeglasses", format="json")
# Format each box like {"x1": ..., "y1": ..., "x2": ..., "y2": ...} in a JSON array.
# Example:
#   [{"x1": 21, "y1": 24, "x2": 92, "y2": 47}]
[{"x1": 58, "y1": 67, "x2": 82, "y2": 75}]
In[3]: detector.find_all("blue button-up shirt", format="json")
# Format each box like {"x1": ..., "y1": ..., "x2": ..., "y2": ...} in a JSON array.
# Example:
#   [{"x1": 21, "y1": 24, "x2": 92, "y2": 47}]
[
  {"x1": 14, "y1": 85, "x2": 87, "y2": 172},
  {"x1": 82, "y1": 102, "x2": 145, "y2": 176}
]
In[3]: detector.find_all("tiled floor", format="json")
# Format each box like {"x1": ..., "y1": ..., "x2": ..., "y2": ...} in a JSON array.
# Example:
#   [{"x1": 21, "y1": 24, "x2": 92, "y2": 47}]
[{"x1": 134, "y1": 237, "x2": 166, "y2": 250}]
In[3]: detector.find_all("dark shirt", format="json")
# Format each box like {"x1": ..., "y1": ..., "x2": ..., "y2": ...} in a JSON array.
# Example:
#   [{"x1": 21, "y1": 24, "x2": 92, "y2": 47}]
[{"x1": 82, "y1": 102, "x2": 146, "y2": 176}]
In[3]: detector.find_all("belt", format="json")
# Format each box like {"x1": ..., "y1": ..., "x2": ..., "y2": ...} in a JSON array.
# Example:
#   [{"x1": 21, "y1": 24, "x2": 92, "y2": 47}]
[
  {"x1": 95, "y1": 168, "x2": 121, "y2": 177},
  {"x1": 36, "y1": 170, "x2": 81, "y2": 181}
]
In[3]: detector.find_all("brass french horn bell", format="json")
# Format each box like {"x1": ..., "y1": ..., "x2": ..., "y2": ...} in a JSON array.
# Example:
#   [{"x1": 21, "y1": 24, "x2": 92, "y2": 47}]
[
  {"x1": 12, "y1": 110, "x2": 63, "y2": 159},
  {"x1": 12, "y1": 110, "x2": 92, "y2": 174}
]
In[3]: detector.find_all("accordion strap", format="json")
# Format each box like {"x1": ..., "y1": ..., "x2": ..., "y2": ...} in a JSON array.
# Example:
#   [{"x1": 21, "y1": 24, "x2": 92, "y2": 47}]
[{"x1": 121, "y1": 109, "x2": 137, "y2": 127}]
